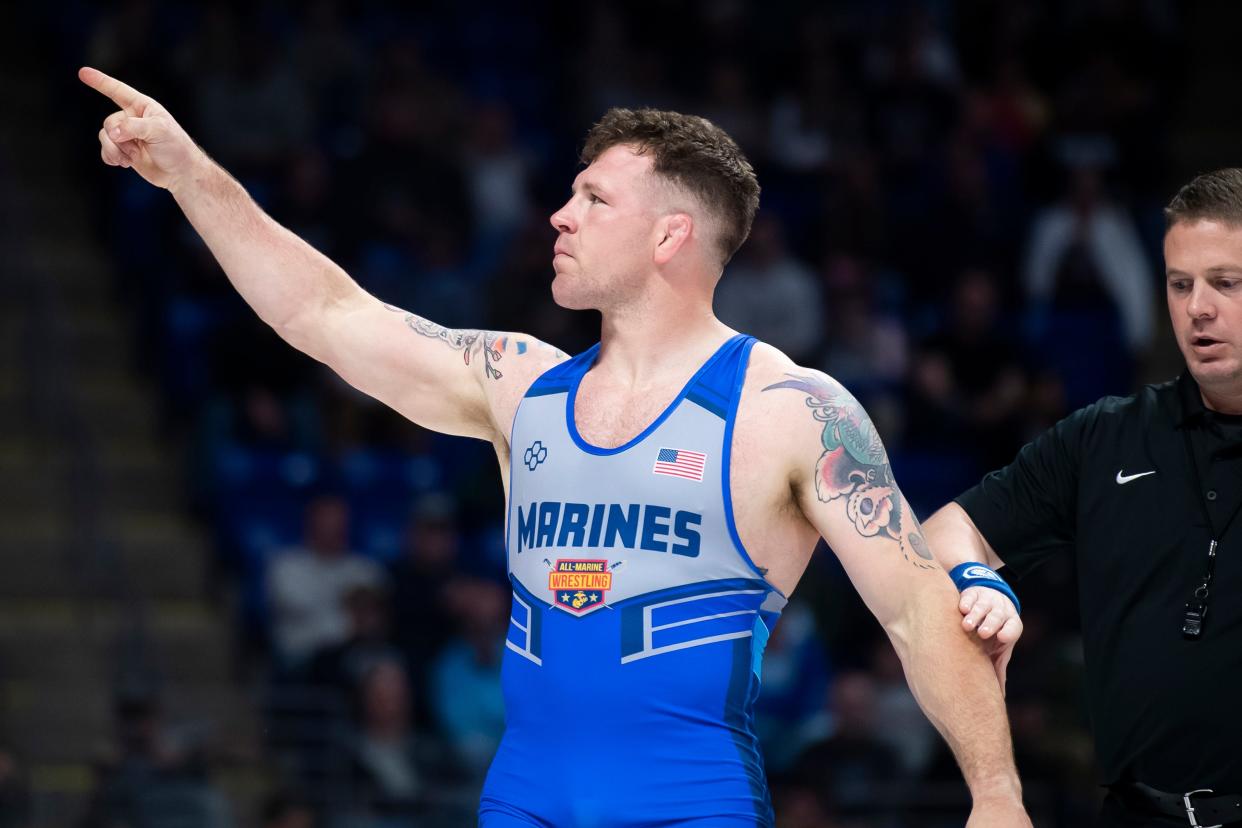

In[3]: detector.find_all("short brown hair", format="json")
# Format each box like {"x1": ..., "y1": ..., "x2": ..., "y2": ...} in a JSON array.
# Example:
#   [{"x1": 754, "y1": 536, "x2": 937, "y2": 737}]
[
  {"x1": 1164, "y1": 168, "x2": 1242, "y2": 229},
  {"x1": 581, "y1": 108, "x2": 760, "y2": 265}
]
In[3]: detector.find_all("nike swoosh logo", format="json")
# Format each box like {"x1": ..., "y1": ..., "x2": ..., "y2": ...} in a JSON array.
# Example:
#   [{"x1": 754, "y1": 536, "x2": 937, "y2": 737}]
[{"x1": 1116, "y1": 469, "x2": 1156, "y2": 485}]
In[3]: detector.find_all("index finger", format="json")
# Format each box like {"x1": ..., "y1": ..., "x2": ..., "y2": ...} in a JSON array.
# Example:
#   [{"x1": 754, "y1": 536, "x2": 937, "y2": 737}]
[{"x1": 78, "y1": 66, "x2": 145, "y2": 109}]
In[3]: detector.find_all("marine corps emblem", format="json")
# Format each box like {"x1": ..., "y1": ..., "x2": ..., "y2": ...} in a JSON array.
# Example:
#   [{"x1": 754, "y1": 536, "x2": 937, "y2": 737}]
[{"x1": 549, "y1": 559, "x2": 612, "y2": 615}]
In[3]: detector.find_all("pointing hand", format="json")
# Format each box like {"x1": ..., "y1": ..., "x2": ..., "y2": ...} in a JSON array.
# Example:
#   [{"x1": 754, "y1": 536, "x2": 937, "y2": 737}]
[{"x1": 79, "y1": 66, "x2": 204, "y2": 192}]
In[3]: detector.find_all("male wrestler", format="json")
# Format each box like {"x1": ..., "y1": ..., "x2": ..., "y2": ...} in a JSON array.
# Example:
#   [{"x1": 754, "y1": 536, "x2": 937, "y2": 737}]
[{"x1": 82, "y1": 66, "x2": 1029, "y2": 826}]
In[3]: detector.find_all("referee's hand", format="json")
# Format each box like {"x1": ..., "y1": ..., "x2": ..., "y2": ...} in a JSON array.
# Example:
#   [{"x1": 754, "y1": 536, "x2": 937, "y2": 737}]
[
  {"x1": 960, "y1": 586, "x2": 1022, "y2": 694},
  {"x1": 79, "y1": 66, "x2": 205, "y2": 192}
]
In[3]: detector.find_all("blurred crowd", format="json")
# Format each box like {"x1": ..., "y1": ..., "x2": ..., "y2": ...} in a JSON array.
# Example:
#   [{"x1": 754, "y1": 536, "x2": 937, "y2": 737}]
[{"x1": 30, "y1": 0, "x2": 1190, "y2": 825}]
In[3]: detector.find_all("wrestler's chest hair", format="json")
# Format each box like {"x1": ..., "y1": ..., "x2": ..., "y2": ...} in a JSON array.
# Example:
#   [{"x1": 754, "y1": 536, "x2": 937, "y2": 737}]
[
  {"x1": 570, "y1": 372, "x2": 787, "y2": 512},
  {"x1": 570, "y1": 370, "x2": 779, "y2": 491},
  {"x1": 571, "y1": 374, "x2": 683, "y2": 449}
]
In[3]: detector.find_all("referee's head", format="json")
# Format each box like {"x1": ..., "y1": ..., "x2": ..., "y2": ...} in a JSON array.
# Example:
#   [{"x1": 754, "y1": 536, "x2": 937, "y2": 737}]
[{"x1": 1163, "y1": 169, "x2": 1242, "y2": 407}]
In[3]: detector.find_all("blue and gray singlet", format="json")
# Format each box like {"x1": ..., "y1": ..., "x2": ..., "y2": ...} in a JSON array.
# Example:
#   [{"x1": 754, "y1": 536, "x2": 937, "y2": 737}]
[{"x1": 479, "y1": 333, "x2": 788, "y2": 827}]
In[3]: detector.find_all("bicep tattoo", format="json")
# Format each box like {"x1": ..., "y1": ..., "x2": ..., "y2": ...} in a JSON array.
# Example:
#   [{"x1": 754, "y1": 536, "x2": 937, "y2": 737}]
[
  {"x1": 383, "y1": 304, "x2": 565, "y2": 381},
  {"x1": 765, "y1": 373, "x2": 934, "y2": 569}
]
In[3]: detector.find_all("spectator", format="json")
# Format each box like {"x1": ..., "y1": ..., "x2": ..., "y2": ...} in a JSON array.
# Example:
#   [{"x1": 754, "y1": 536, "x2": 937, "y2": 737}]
[
  {"x1": 767, "y1": 51, "x2": 840, "y2": 175},
  {"x1": 268, "y1": 496, "x2": 385, "y2": 669},
  {"x1": 429, "y1": 577, "x2": 508, "y2": 779},
  {"x1": 908, "y1": 267, "x2": 1029, "y2": 470},
  {"x1": 464, "y1": 103, "x2": 534, "y2": 239},
  {"x1": 81, "y1": 686, "x2": 232, "y2": 828},
  {"x1": 714, "y1": 215, "x2": 823, "y2": 363},
  {"x1": 791, "y1": 672, "x2": 903, "y2": 821},
  {"x1": 275, "y1": 148, "x2": 341, "y2": 261},
  {"x1": 817, "y1": 255, "x2": 908, "y2": 438},
  {"x1": 308, "y1": 583, "x2": 403, "y2": 699},
  {"x1": 390, "y1": 492, "x2": 462, "y2": 703},
  {"x1": 193, "y1": 19, "x2": 312, "y2": 176},
  {"x1": 288, "y1": 0, "x2": 366, "y2": 136},
  {"x1": 700, "y1": 59, "x2": 764, "y2": 154},
  {"x1": 1022, "y1": 165, "x2": 1155, "y2": 354},
  {"x1": 340, "y1": 659, "x2": 466, "y2": 826},
  {"x1": 197, "y1": 384, "x2": 320, "y2": 480},
  {"x1": 752, "y1": 600, "x2": 832, "y2": 773}
]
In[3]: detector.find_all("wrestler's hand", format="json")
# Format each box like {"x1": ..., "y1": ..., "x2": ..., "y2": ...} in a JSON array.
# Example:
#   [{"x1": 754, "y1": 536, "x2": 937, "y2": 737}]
[
  {"x1": 959, "y1": 586, "x2": 1022, "y2": 695},
  {"x1": 967, "y1": 794, "x2": 1033, "y2": 827},
  {"x1": 79, "y1": 66, "x2": 205, "y2": 191}
]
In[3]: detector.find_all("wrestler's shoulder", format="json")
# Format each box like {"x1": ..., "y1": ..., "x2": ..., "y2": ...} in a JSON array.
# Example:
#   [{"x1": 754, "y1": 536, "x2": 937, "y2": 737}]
[
  {"x1": 735, "y1": 342, "x2": 843, "y2": 454},
  {"x1": 730, "y1": 343, "x2": 843, "y2": 511},
  {"x1": 482, "y1": 335, "x2": 572, "y2": 442},
  {"x1": 740, "y1": 341, "x2": 849, "y2": 406}
]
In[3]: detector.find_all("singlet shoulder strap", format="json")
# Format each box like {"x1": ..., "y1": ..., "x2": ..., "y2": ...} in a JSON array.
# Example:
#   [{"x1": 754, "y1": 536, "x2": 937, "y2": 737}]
[
  {"x1": 524, "y1": 343, "x2": 601, "y2": 398},
  {"x1": 684, "y1": 334, "x2": 757, "y2": 419}
]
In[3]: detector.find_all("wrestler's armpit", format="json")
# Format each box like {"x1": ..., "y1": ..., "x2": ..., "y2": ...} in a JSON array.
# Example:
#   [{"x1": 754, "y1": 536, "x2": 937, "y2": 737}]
[
  {"x1": 763, "y1": 371, "x2": 935, "y2": 569},
  {"x1": 382, "y1": 304, "x2": 564, "y2": 382}
]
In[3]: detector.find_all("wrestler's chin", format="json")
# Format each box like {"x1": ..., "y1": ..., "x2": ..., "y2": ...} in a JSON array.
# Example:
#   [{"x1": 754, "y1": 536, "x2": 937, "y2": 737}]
[{"x1": 550, "y1": 272, "x2": 592, "y2": 310}]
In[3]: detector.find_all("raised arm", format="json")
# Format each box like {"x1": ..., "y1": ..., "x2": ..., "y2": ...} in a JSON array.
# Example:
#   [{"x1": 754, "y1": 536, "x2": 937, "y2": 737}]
[
  {"x1": 80, "y1": 67, "x2": 563, "y2": 442},
  {"x1": 765, "y1": 371, "x2": 1030, "y2": 827}
]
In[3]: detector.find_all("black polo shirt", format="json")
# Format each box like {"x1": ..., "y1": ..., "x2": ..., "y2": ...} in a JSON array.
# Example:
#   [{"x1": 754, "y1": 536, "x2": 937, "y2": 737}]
[{"x1": 956, "y1": 372, "x2": 1242, "y2": 793}]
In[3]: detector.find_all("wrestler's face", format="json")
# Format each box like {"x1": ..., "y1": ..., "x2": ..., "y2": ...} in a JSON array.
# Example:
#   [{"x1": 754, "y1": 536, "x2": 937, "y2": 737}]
[
  {"x1": 548, "y1": 145, "x2": 662, "y2": 310},
  {"x1": 1165, "y1": 219, "x2": 1242, "y2": 396}
]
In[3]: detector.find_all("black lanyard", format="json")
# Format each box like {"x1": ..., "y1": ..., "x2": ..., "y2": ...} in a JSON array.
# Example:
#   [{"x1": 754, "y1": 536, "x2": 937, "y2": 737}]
[{"x1": 1179, "y1": 422, "x2": 1242, "y2": 639}]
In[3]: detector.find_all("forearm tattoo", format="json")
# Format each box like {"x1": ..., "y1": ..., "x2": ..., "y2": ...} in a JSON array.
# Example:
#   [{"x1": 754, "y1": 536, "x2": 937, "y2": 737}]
[
  {"x1": 765, "y1": 373, "x2": 934, "y2": 569},
  {"x1": 383, "y1": 304, "x2": 563, "y2": 380}
]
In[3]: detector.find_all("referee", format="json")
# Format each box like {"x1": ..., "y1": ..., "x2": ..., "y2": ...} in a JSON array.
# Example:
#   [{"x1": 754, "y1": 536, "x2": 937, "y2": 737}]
[{"x1": 924, "y1": 168, "x2": 1242, "y2": 828}]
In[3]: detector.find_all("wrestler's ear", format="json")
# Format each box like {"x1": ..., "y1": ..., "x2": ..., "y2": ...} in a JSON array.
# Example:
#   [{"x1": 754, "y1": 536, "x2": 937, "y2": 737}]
[{"x1": 653, "y1": 212, "x2": 693, "y2": 266}]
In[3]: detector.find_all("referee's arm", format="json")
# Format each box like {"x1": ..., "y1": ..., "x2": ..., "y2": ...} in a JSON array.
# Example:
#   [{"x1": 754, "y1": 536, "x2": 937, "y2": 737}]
[
  {"x1": 924, "y1": 504, "x2": 1005, "y2": 571},
  {"x1": 924, "y1": 407, "x2": 1088, "y2": 676},
  {"x1": 924, "y1": 502, "x2": 1019, "y2": 646}
]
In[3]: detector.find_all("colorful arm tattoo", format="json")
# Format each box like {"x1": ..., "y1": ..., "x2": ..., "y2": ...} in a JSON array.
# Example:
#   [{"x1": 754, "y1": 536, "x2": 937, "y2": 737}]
[
  {"x1": 382, "y1": 304, "x2": 564, "y2": 380},
  {"x1": 765, "y1": 372, "x2": 934, "y2": 569}
]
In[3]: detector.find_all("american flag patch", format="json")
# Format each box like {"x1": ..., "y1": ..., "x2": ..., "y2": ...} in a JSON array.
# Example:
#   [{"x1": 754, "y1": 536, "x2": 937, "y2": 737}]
[{"x1": 653, "y1": 447, "x2": 707, "y2": 482}]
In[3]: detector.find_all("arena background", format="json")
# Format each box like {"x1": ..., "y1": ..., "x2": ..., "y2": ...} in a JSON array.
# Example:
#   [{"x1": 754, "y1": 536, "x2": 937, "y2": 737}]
[{"x1": 1, "y1": 1, "x2": 1238, "y2": 826}]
